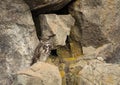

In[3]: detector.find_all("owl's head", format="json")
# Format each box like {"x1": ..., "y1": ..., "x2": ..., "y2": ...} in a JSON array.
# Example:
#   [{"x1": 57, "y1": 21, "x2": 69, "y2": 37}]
[{"x1": 40, "y1": 34, "x2": 56, "y2": 49}]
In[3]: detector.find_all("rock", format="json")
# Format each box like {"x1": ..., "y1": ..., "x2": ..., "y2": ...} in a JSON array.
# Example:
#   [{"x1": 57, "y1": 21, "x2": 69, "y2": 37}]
[
  {"x1": 82, "y1": 43, "x2": 120, "y2": 64},
  {"x1": 39, "y1": 14, "x2": 75, "y2": 46},
  {"x1": 67, "y1": 58, "x2": 120, "y2": 85},
  {"x1": 83, "y1": 46, "x2": 96, "y2": 55},
  {"x1": 100, "y1": 0, "x2": 120, "y2": 45},
  {"x1": 95, "y1": 44, "x2": 120, "y2": 64},
  {"x1": 61, "y1": 57, "x2": 105, "y2": 85},
  {"x1": 13, "y1": 62, "x2": 62, "y2": 85},
  {"x1": 69, "y1": 26, "x2": 83, "y2": 57},
  {"x1": 69, "y1": 0, "x2": 110, "y2": 48},
  {"x1": 0, "y1": 0, "x2": 39, "y2": 84},
  {"x1": 78, "y1": 62, "x2": 120, "y2": 85},
  {"x1": 24, "y1": 0, "x2": 71, "y2": 14},
  {"x1": 69, "y1": 0, "x2": 120, "y2": 62}
]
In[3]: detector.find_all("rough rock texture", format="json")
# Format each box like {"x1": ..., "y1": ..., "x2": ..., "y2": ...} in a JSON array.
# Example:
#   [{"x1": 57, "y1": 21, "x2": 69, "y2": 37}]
[
  {"x1": 64, "y1": 43, "x2": 120, "y2": 84},
  {"x1": 1, "y1": 0, "x2": 120, "y2": 85},
  {"x1": 78, "y1": 62, "x2": 120, "y2": 85},
  {"x1": 69, "y1": 0, "x2": 120, "y2": 63},
  {"x1": 95, "y1": 44, "x2": 120, "y2": 64},
  {"x1": 0, "y1": 0, "x2": 39, "y2": 84},
  {"x1": 69, "y1": 0, "x2": 110, "y2": 48},
  {"x1": 100, "y1": 0, "x2": 120, "y2": 45},
  {"x1": 66, "y1": 58, "x2": 120, "y2": 85},
  {"x1": 39, "y1": 14, "x2": 75, "y2": 46},
  {"x1": 82, "y1": 43, "x2": 120, "y2": 64},
  {"x1": 13, "y1": 62, "x2": 62, "y2": 85},
  {"x1": 82, "y1": 44, "x2": 113, "y2": 60},
  {"x1": 24, "y1": 0, "x2": 71, "y2": 14}
]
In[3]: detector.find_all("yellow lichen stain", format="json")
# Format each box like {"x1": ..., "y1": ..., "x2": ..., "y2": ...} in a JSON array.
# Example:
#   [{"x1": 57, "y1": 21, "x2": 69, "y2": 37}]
[
  {"x1": 57, "y1": 46, "x2": 72, "y2": 58},
  {"x1": 60, "y1": 70, "x2": 65, "y2": 78},
  {"x1": 59, "y1": 63, "x2": 66, "y2": 78},
  {"x1": 63, "y1": 57, "x2": 76, "y2": 62},
  {"x1": 69, "y1": 25, "x2": 83, "y2": 59},
  {"x1": 57, "y1": 39, "x2": 83, "y2": 63},
  {"x1": 70, "y1": 41, "x2": 83, "y2": 58},
  {"x1": 59, "y1": 64, "x2": 66, "y2": 85}
]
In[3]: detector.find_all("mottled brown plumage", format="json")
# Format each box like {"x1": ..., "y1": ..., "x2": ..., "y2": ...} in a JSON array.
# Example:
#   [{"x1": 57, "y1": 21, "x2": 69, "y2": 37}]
[{"x1": 31, "y1": 35, "x2": 55, "y2": 65}]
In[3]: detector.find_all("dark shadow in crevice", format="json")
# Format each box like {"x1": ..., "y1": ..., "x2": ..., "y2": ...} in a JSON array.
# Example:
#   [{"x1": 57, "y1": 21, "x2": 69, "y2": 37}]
[
  {"x1": 54, "y1": 0, "x2": 76, "y2": 15},
  {"x1": 66, "y1": 36, "x2": 71, "y2": 50},
  {"x1": 50, "y1": 49, "x2": 58, "y2": 56},
  {"x1": 31, "y1": 13, "x2": 42, "y2": 40},
  {"x1": 31, "y1": 0, "x2": 76, "y2": 16}
]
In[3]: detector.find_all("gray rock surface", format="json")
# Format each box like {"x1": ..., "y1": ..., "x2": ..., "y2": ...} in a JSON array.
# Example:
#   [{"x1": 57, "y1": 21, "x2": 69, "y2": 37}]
[
  {"x1": 13, "y1": 62, "x2": 62, "y2": 85},
  {"x1": 24, "y1": 0, "x2": 71, "y2": 13},
  {"x1": 39, "y1": 14, "x2": 75, "y2": 46},
  {"x1": 0, "y1": 0, "x2": 39, "y2": 84}
]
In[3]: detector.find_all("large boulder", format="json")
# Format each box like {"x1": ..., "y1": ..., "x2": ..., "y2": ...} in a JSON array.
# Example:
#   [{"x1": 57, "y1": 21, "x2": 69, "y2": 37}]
[
  {"x1": 39, "y1": 14, "x2": 75, "y2": 46},
  {"x1": 70, "y1": 0, "x2": 120, "y2": 46},
  {"x1": 69, "y1": 0, "x2": 120, "y2": 62},
  {"x1": 13, "y1": 62, "x2": 62, "y2": 85},
  {"x1": 24, "y1": 0, "x2": 71, "y2": 14},
  {"x1": 0, "y1": 0, "x2": 39, "y2": 84},
  {"x1": 69, "y1": 0, "x2": 110, "y2": 48}
]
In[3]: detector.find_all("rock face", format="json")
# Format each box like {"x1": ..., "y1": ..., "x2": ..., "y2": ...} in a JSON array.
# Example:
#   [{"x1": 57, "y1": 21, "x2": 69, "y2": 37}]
[
  {"x1": 79, "y1": 62, "x2": 120, "y2": 85},
  {"x1": 69, "y1": 0, "x2": 120, "y2": 63},
  {"x1": 69, "y1": 0, "x2": 110, "y2": 48},
  {"x1": 0, "y1": 0, "x2": 39, "y2": 84},
  {"x1": 67, "y1": 1, "x2": 120, "y2": 84},
  {"x1": 82, "y1": 43, "x2": 120, "y2": 64},
  {"x1": 1, "y1": 0, "x2": 120, "y2": 85},
  {"x1": 24, "y1": 0, "x2": 71, "y2": 14},
  {"x1": 39, "y1": 14, "x2": 75, "y2": 46},
  {"x1": 13, "y1": 62, "x2": 62, "y2": 85},
  {"x1": 67, "y1": 59, "x2": 120, "y2": 85}
]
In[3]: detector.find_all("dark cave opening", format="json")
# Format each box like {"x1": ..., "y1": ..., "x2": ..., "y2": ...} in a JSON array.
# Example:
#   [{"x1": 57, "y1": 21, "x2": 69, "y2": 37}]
[
  {"x1": 50, "y1": 49, "x2": 58, "y2": 56},
  {"x1": 31, "y1": 14, "x2": 42, "y2": 40}
]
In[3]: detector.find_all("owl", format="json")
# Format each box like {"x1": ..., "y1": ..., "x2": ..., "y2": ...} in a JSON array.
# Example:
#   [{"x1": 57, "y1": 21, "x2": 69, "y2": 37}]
[{"x1": 31, "y1": 37, "x2": 54, "y2": 65}]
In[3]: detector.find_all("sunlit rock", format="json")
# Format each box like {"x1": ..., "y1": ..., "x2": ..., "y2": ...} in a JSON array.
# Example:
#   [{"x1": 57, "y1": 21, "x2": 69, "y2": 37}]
[
  {"x1": 39, "y1": 14, "x2": 75, "y2": 46},
  {"x1": 13, "y1": 62, "x2": 62, "y2": 85}
]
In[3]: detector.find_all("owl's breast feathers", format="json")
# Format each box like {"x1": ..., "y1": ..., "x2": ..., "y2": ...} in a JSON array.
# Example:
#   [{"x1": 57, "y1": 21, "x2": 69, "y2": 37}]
[{"x1": 31, "y1": 39, "x2": 53, "y2": 65}]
